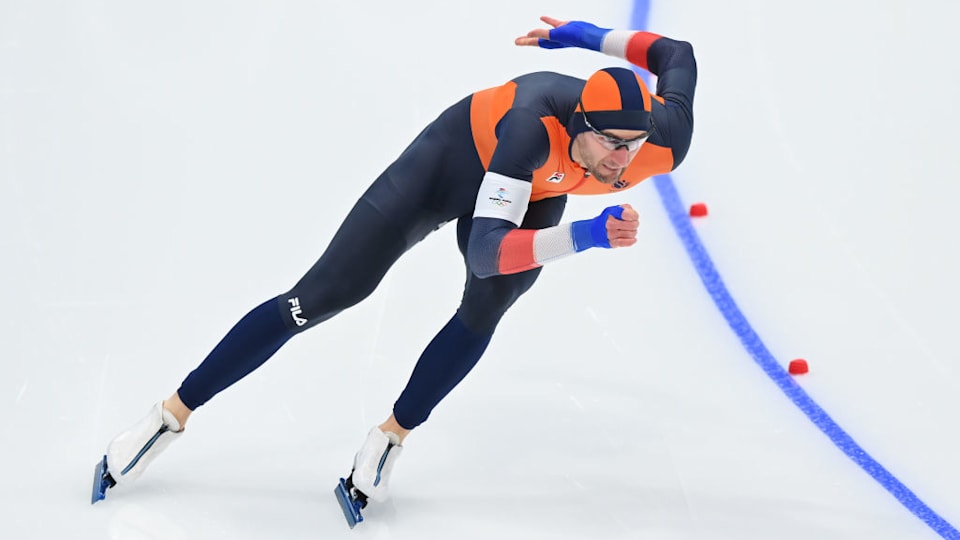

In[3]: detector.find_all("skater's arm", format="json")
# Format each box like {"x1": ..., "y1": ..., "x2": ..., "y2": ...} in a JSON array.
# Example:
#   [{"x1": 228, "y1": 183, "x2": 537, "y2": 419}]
[
  {"x1": 515, "y1": 16, "x2": 697, "y2": 83},
  {"x1": 467, "y1": 202, "x2": 639, "y2": 278},
  {"x1": 516, "y1": 17, "x2": 697, "y2": 168}
]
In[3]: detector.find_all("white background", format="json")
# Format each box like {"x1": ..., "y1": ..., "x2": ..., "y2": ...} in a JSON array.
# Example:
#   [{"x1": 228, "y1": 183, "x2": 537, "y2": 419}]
[{"x1": 2, "y1": 1, "x2": 958, "y2": 538}]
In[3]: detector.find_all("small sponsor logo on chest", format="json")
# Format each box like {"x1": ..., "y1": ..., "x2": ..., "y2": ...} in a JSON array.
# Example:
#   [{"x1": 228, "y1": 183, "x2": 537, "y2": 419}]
[{"x1": 546, "y1": 172, "x2": 565, "y2": 183}]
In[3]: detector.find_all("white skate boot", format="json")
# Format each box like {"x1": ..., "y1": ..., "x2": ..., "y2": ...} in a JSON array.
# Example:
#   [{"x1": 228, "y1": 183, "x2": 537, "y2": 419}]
[
  {"x1": 334, "y1": 427, "x2": 404, "y2": 527},
  {"x1": 351, "y1": 427, "x2": 403, "y2": 503},
  {"x1": 93, "y1": 401, "x2": 184, "y2": 503},
  {"x1": 107, "y1": 402, "x2": 184, "y2": 484}
]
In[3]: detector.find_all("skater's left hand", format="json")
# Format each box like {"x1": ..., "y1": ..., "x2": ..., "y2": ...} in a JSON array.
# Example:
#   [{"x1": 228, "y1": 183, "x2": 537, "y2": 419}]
[{"x1": 515, "y1": 16, "x2": 611, "y2": 51}]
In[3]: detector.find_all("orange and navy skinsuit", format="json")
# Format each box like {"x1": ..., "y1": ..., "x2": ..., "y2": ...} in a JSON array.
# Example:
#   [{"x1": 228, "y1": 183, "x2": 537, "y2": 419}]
[
  {"x1": 466, "y1": 31, "x2": 696, "y2": 278},
  {"x1": 176, "y1": 30, "x2": 696, "y2": 433}
]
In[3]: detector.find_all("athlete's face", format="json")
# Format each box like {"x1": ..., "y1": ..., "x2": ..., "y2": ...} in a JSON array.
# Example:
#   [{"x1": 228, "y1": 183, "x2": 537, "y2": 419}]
[{"x1": 573, "y1": 128, "x2": 648, "y2": 184}]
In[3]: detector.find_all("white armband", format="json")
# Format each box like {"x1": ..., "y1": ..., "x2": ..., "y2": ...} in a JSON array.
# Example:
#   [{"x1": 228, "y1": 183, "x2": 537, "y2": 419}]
[{"x1": 472, "y1": 172, "x2": 532, "y2": 227}]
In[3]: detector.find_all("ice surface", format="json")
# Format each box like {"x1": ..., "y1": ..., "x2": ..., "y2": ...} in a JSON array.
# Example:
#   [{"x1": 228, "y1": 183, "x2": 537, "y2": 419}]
[{"x1": 2, "y1": 1, "x2": 958, "y2": 538}]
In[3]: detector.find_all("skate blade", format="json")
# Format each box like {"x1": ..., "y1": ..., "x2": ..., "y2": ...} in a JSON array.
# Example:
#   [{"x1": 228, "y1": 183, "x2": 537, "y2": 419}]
[
  {"x1": 334, "y1": 478, "x2": 364, "y2": 528},
  {"x1": 91, "y1": 455, "x2": 116, "y2": 504}
]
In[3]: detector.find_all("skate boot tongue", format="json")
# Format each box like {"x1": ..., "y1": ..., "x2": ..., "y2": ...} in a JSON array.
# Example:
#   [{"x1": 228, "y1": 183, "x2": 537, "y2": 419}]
[
  {"x1": 383, "y1": 431, "x2": 401, "y2": 446},
  {"x1": 160, "y1": 407, "x2": 183, "y2": 433}
]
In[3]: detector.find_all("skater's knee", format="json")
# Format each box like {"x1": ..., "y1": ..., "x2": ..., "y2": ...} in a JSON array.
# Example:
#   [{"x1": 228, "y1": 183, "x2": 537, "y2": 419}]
[
  {"x1": 458, "y1": 272, "x2": 540, "y2": 333},
  {"x1": 279, "y1": 283, "x2": 369, "y2": 332},
  {"x1": 281, "y1": 246, "x2": 396, "y2": 331}
]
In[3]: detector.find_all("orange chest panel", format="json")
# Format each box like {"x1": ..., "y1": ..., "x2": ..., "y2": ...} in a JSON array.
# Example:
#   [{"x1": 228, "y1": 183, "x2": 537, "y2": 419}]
[
  {"x1": 470, "y1": 83, "x2": 675, "y2": 203},
  {"x1": 526, "y1": 118, "x2": 675, "y2": 202}
]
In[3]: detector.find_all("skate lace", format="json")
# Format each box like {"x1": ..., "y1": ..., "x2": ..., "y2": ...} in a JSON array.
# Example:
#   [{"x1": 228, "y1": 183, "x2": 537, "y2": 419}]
[
  {"x1": 373, "y1": 442, "x2": 395, "y2": 487},
  {"x1": 121, "y1": 425, "x2": 170, "y2": 476}
]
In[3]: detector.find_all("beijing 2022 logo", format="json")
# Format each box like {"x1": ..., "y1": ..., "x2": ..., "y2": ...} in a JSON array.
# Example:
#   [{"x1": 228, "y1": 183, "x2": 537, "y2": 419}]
[{"x1": 489, "y1": 187, "x2": 512, "y2": 207}]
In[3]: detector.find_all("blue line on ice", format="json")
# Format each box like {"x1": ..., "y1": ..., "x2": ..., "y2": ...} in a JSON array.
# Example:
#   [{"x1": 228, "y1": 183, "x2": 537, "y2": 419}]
[{"x1": 632, "y1": 1, "x2": 958, "y2": 537}]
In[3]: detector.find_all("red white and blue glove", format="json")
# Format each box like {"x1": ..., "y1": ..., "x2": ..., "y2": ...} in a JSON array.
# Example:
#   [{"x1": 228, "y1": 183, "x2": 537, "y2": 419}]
[
  {"x1": 516, "y1": 16, "x2": 660, "y2": 71},
  {"x1": 571, "y1": 205, "x2": 626, "y2": 252},
  {"x1": 535, "y1": 20, "x2": 612, "y2": 51}
]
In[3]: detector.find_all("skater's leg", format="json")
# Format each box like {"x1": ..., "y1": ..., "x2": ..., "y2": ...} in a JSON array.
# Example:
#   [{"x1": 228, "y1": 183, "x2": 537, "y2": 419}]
[
  {"x1": 176, "y1": 296, "x2": 295, "y2": 412},
  {"x1": 350, "y1": 197, "x2": 567, "y2": 502},
  {"x1": 389, "y1": 195, "x2": 568, "y2": 431},
  {"x1": 390, "y1": 312, "x2": 495, "y2": 430},
  {"x1": 173, "y1": 189, "x2": 439, "y2": 414}
]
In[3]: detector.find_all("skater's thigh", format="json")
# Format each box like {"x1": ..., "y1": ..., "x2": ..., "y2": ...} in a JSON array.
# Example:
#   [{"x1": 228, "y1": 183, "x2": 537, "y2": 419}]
[{"x1": 281, "y1": 168, "x2": 447, "y2": 329}]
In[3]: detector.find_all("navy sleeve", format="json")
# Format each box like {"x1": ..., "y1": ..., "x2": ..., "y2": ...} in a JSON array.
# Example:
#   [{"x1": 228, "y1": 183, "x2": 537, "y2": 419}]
[
  {"x1": 647, "y1": 37, "x2": 697, "y2": 168},
  {"x1": 486, "y1": 107, "x2": 552, "y2": 180},
  {"x1": 466, "y1": 107, "x2": 552, "y2": 278}
]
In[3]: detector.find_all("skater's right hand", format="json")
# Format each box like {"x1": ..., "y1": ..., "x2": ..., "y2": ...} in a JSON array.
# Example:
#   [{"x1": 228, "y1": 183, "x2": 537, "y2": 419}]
[{"x1": 571, "y1": 204, "x2": 639, "y2": 252}]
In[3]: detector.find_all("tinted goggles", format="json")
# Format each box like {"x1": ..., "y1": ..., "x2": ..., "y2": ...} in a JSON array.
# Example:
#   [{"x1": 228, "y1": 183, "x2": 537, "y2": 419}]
[{"x1": 580, "y1": 104, "x2": 652, "y2": 152}]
